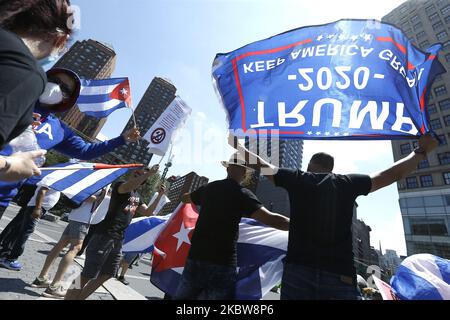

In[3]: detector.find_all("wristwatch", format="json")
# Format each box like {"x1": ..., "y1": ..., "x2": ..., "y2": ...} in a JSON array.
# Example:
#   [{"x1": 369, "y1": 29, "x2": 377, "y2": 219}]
[{"x1": 0, "y1": 157, "x2": 11, "y2": 173}]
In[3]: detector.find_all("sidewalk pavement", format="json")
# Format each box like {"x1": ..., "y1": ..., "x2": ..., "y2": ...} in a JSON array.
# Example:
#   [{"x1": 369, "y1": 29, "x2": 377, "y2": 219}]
[{"x1": 0, "y1": 205, "x2": 146, "y2": 300}]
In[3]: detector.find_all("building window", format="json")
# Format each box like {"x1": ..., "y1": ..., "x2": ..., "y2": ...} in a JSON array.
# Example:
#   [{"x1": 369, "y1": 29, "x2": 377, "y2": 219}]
[
  {"x1": 439, "y1": 99, "x2": 450, "y2": 111},
  {"x1": 406, "y1": 177, "x2": 419, "y2": 189},
  {"x1": 438, "y1": 134, "x2": 447, "y2": 145},
  {"x1": 419, "y1": 40, "x2": 430, "y2": 48},
  {"x1": 428, "y1": 104, "x2": 437, "y2": 115},
  {"x1": 413, "y1": 21, "x2": 423, "y2": 31},
  {"x1": 430, "y1": 118, "x2": 443, "y2": 130},
  {"x1": 433, "y1": 21, "x2": 444, "y2": 31},
  {"x1": 426, "y1": 4, "x2": 436, "y2": 14},
  {"x1": 443, "y1": 40, "x2": 450, "y2": 49},
  {"x1": 411, "y1": 218, "x2": 448, "y2": 236},
  {"x1": 437, "y1": 30, "x2": 448, "y2": 40},
  {"x1": 418, "y1": 159, "x2": 430, "y2": 169},
  {"x1": 420, "y1": 175, "x2": 433, "y2": 187},
  {"x1": 416, "y1": 31, "x2": 426, "y2": 40},
  {"x1": 438, "y1": 152, "x2": 450, "y2": 165},
  {"x1": 429, "y1": 12, "x2": 440, "y2": 22},
  {"x1": 400, "y1": 143, "x2": 412, "y2": 155},
  {"x1": 411, "y1": 14, "x2": 420, "y2": 24},
  {"x1": 444, "y1": 172, "x2": 450, "y2": 184},
  {"x1": 441, "y1": 5, "x2": 450, "y2": 16},
  {"x1": 445, "y1": 115, "x2": 450, "y2": 127},
  {"x1": 434, "y1": 85, "x2": 447, "y2": 96}
]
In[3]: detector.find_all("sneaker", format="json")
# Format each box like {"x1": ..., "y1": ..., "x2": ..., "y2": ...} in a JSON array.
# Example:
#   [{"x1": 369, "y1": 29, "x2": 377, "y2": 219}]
[
  {"x1": 117, "y1": 276, "x2": 129, "y2": 285},
  {"x1": 0, "y1": 259, "x2": 22, "y2": 271},
  {"x1": 42, "y1": 285, "x2": 67, "y2": 299},
  {"x1": 31, "y1": 276, "x2": 51, "y2": 288}
]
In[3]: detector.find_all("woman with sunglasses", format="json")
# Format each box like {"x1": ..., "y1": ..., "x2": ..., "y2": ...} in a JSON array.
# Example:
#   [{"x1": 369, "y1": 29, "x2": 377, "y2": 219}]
[{"x1": 0, "y1": 0, "x2": 74, "y2": 182}]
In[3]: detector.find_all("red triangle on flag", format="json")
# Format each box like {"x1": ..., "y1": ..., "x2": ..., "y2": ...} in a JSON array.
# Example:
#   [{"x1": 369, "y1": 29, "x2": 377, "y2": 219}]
[
  {"x1": 109, "y1": 78, "x2": 132, "y2": 106},
  {"x1": 152, "y1": 204, "x2": 199, "y2": 272}
]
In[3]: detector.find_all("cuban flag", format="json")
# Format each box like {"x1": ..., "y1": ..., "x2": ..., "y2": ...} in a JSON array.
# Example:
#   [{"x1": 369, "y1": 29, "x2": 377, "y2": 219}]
[
  {"x1": 36, "y1": 162, "x2": 131, "y2": 205},
  {"x1": 122, "y1": 215, "x2": 171, "y2": 254},
  {"x1": 150, "y1": 204, "x2": 288, "y2": 300},
  {"x1": 77, "y1": 78, "x2": 132, "y2": 118},
  {"x1": 213, "y1": 19, "x2": 446, "y2": 140},
  {"x1": 390, "y1": 254, "x2": 450, "y2": 300}
]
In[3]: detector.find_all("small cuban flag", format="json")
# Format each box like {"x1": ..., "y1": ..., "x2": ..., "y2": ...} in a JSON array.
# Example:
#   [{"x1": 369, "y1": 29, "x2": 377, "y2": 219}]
[{"x1": 77, "y1": 77, "x2": 132, "y2": 118}]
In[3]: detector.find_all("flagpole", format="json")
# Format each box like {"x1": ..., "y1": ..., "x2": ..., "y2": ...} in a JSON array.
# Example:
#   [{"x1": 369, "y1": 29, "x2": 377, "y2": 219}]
[
  {"x1": 128, "y1": 102, "x2": 140, "y2": 146},
  {"x1": 40, "y1": 163, "x2": 145, "y2": 171}
]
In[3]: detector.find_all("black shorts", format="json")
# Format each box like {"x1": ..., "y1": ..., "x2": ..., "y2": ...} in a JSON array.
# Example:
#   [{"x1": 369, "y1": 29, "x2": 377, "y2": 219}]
[{"x1": 81, "y1": 233, "x2": 123, "y2": 279}]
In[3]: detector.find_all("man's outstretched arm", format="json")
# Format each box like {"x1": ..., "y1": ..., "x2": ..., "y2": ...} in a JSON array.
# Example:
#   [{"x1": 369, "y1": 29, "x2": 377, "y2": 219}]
[
  {"x1": 250, "y1": 207, "x2": 290, "y2": 231},
  {"x1": 370, "y1": 134, "x2": 438, "y2": 193}
]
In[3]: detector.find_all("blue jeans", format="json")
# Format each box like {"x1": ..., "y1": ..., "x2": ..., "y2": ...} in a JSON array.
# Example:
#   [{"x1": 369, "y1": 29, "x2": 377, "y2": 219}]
[
  {"x1": 280, "y1": 263, "x2": 360, "y2": 300},
  {"x1": 175, "y1": 259, "x2": 238, "y2": 300},
  {"x1": 0, "y1": 206, "x2": 42, "y2": 260}
]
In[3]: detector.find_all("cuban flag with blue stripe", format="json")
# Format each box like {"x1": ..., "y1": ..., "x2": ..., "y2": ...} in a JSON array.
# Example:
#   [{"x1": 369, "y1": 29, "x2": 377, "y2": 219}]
[
  {"x1": 149, "y1": 204, "x2": 288, "y2": 300},
  {"x1": 122, "y1": 215, "x2": 171, "y2": 254},
  {"x1": 77, "y1": 78, "x2": 132, "y2": 118},
  {"x1": 36, "y1": 162, "x2": 131, "y2": 205},
  {"x1": 390, "y1": 254, "x2": 450, "y2": 300}
]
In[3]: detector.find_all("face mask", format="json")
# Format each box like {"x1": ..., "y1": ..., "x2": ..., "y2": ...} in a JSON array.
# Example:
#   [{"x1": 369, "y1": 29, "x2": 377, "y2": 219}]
[{"x1": 39, "y1": 82, "x2": 64, "y2": 105}]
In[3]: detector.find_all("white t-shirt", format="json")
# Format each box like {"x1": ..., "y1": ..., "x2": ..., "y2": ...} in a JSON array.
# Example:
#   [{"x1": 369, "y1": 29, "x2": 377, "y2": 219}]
[
  {"x1": 28, "y1": 188, "x2": 61, "y2": 211},
  {"x1": 69, "y1": 190, "x2": 110, "y2": 225}
]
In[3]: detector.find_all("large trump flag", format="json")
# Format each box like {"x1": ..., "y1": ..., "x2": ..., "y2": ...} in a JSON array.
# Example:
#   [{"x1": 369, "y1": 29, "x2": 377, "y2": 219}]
[{"x1": 212, "y1": 19, "x2": 446, "y2": 140}]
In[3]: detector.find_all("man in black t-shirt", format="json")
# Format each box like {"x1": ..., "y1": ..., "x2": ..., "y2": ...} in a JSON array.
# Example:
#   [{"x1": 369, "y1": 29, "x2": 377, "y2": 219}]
[
  {"x1": 65, "y1": 165, "x2": 163, "y2": 300},
  {"x1": 230, "y1": 134, "x2": 438, "y2": 300},
  {"x1": 174, "y1": 154, "x2": 290, "y2": 300}
]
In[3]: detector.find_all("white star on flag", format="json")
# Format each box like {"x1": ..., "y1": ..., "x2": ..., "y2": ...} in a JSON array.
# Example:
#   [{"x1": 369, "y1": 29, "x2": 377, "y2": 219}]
[
  {"x1": 325, "y1": 132, "x2": 330, "y2": 136},
  {"x1": 327, "y1": 34, "x2": 335, "y2": 39},
  {"x1": 364, "y1": 34, "x2": 372, "y2": 41},
  {"x1": 334, "y1": 132, "x2": 340, "y2": 136},
  {"x1": 343, "y1": 133, "x2": 350, "y2": 136},
  {"x1": 338, "y1": 34, "x2": 348, "y2": 40},
  {"x1": 316, "y1": 35, "x2": 324, "y2": 41},
  {"x1": 120, "y1": 88, "x2": 128, "y2": 97},
  {"x1": 316, "y1": 131, "x2": 321, "y2": 135},
  {"x1": 172, "y1": 222, "x2": 194, "y2": 251},
  {"x1": 350, "y1": 35, "x2": 359, "y2": 41},
  {"x1": 307, "y1": 131, "x2": 313, "y2": 135}
]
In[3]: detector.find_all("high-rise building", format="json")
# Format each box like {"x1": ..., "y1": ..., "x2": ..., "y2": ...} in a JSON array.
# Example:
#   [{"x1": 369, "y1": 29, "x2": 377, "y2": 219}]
[
  {"x1": 352, "y1": 212, "x2": 373, "y2": 267},
  {"x1": 381, "y1": 249, "x2": 403, "y2": 275},
  {"x1": 112, "y1": 77, "x2": 177, "y2": 165},
  {"x1": 161, "y1": 172, "x2": 209, "y2": 215},
  {"x1": 246, "y1": 139, "x2": 303, "y2": 217},
  {"x1": 54, "y1": 39, "x2": 117, "y2": 140},
  {"x1": 383, "y1": 0, "x2": 450, "y2": 259}
]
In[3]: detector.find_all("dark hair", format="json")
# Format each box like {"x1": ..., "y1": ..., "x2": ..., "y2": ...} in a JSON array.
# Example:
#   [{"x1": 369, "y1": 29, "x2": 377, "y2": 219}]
[
  {"x1": 310, "y1": 152, "x2": 334, "y2": 171},
  {"x1": 0, "y1": 0, "x2": 73, "y2": 38}
]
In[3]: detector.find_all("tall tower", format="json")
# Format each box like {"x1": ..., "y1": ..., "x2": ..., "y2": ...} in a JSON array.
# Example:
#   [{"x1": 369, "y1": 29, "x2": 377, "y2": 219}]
[
  {"x1": 112, "y1": 77, "x2": 177, "y2": 165},
  {"x1": 54, "y1": 39, "x2": 117, "y2": 140},
  {"x1": 383, "y1": 0, "x2": 450, "y2": 259}
]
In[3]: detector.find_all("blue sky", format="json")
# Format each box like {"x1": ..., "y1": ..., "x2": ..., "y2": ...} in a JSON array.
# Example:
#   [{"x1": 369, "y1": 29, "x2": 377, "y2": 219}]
[{"x1": 70, "y1": 0, "x2": 409, "y2": 255}]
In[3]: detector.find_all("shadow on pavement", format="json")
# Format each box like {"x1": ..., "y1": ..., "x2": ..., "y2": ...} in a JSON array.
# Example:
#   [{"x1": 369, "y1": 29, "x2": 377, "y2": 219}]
[{"x1": 0, "y1": 278, "x2": 42, "y2": 298}]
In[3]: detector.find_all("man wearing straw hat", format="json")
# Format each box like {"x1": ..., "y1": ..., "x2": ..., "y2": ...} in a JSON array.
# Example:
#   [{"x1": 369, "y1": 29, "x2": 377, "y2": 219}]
[{"x1": 174, "y1": 153, "x2": 290, "y2": 300}]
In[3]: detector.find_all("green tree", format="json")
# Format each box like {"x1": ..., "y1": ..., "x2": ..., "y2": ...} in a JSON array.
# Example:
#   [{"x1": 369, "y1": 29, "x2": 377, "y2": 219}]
[{"x1": 44, "y1": 150, "x2": 70, "y2": 166}]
